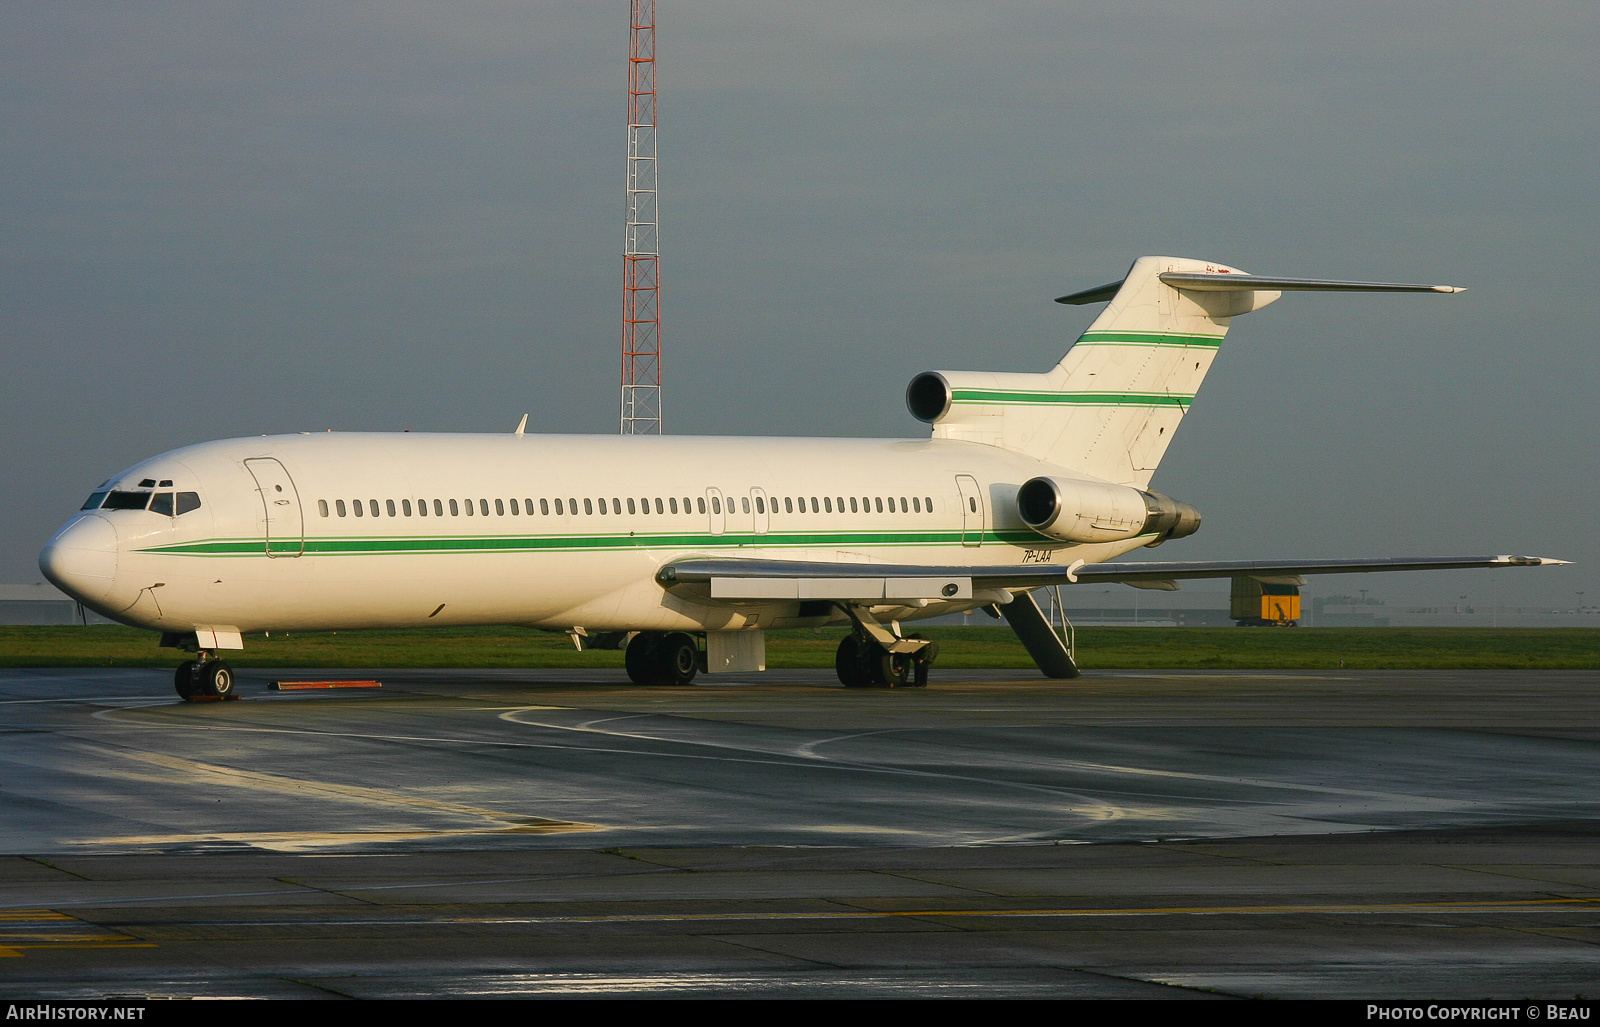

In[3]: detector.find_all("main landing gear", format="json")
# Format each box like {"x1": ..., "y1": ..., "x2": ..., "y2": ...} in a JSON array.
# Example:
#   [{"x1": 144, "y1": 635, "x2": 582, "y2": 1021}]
[
  {"x1": 832, "y1": 602, "x2": 939, "y2": 688},
  {"x1": 624, "y1": 631, "x2": 701, "y2": 686},
  {"x1": 174, "y1": 655, "x2": 237, "y2": 701},
  {"x1": 834, "y1": 633, "x2": 937, "y2": 688}
]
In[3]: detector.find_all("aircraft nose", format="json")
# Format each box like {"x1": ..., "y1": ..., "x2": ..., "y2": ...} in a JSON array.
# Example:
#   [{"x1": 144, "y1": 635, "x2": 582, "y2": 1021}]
[{"x1": 39, "y1": 515, "x2": 118, "y2": 604}]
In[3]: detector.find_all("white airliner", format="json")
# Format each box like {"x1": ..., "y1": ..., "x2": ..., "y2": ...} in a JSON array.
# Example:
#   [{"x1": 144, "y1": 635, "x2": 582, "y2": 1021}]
[{"x1": 39, "y1": 256, "x2": 1565, "y2": 700}]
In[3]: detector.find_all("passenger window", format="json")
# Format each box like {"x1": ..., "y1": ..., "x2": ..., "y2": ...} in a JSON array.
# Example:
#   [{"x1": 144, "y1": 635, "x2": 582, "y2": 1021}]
[
  {"x1": 669, "y1": 497, "x2": 678, "y2": 514},
  {"x1": 912, "y1": 497, "x2": 921, "y2": 513},
  {"x1": 479, "y1": 499, "x2": 489, "y2": 516},
  {"x1": 540, "y1": 499, "x2": 549, "y2": 515},
  {"x1": 925, "y1": 497, "x2": 933, "y2": 511},
  {"x1": 402, "y1": 499, "x2": 412, "y2": 516},
  {"x1": 811, "y1": 497, "x2": 819, "y2": 513},
  {"x1": 613, "y1": 497, "x2": 622, "y2": 515},
  {"x1": 434, "y1": 499, "x2": 444, "y2": 516},
  {"x1": 336, "y1": 500, "x2": 347, "y2": 517},
  {"x1": 823, "y1": 497, "x2": 832, "y2": 513},
  {"x1": 149, "y1": 493, "x2": 175, "y2": 516},
  {"x1": 849, "y1": 497, "x2": 858, "y2": 513},
  {"x1": 386, "y1": 499, "x2": 396, "y2": 517},
  {"x1": 711, "y1": 496, "x2": 721, "y2": 515},
  {"x1": 900, "y1": 497, "x2": 908, "y2": 512},
  {"x1": 655, "y1": 498, "x2": 664, "y2": 514},
  {"x1": 353, "y1": 500, "x2": 364, "y2": 517},
  {"x1": 449, "y1": 499, "x2": 459, "y2": 516},
  {"x1": 464, "y1": 499, "x2": 474, "y2": 516},
  {"x1": 875, "y1": 497, "x2": 884, "y2": 513},
  {"x1": 317, "y1": 499, "x2": 329, "y2": 517},
  {"x1": 570, "y1": 497, "x2": 579, "y2": 514},
  {"x1": 627, "y1": 498, "x2": 636, "y2": 515},
  {"x1": 740, "y1": 497, "x2": 749, "y2": 514},
  {"x1": 175, "y1": 492, "x2": 201, "y2": 515},
  {"x1": 836, "y1": 496, "x2": 844, "y2": 512},
  {"x1": 598, "y1": 498, "x2": 608, "y2": 515},
  {"x1": 584, "y1": 499, "x2": 593, "y2": 515},
  {"x1": 524, "y1": 499, "x2": 534, "y2": 515},
  {"x1": 755, "y1": 496, "x2": 764, "y2": 514},
  {"x1": 697, "y1": 497, "x2": 706, "y2": 514},
  {"x1": 416, "y1": 499, "x2": 426, "y2": 517},
  {"x1": 495, "y1": 499, "x2": 505, "y2": 516},
  {"x1": 784, "y1": 497, "x2": 793, "y2": 513},
  {"x1": 80, "y1": 491, "x2": 109, "y2": 510},
  {"x1": 367, "y1": 500, "x2": 378, "y2": 517}
]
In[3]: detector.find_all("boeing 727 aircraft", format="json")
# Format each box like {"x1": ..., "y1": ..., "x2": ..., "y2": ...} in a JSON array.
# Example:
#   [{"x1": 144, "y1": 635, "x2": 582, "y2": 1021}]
[{"x1": 39, "y1": 256, "x2": 1565, "y2": 699}]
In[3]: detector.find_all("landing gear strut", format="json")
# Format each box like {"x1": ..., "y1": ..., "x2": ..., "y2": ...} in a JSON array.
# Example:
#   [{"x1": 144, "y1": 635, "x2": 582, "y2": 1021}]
[
  {"x1": 174, "y1": 653, "x2": 237, "y2": 701},
  {"x1": 625, "y1": 631, "x2": 700, "y2": 686}
]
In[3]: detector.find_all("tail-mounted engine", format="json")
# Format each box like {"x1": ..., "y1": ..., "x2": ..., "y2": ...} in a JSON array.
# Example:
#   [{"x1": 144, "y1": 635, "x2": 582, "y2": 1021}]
[{"x1": 1016, "y1": 476, "x2": 1201, "y2": 546}]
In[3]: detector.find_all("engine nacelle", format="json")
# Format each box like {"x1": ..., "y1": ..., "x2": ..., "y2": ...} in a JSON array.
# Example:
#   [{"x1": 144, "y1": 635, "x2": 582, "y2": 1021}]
[{"x1": 1016, "y1": 476, "x2": 1201, "y2": 545}]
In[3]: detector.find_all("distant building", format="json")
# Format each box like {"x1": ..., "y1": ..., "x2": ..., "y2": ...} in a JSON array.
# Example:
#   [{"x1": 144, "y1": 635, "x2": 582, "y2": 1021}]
[{"x1": 0, "y1": 584, "x2": 115, "y2": 625}]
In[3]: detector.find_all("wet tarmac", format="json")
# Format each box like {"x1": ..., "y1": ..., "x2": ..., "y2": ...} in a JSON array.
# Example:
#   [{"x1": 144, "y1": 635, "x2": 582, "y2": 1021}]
[{"x1": 1, "y1": 666, "x2": 1598, "y2": 998}]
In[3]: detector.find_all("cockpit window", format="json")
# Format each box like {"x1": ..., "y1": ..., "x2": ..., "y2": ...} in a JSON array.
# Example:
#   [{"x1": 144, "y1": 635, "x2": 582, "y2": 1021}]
[
  {"x1": 101, "y1": 491, "x2": 152, "y2": 511},
  {"x1": 138, "y1": 478, "x2": 157, "y2": 488},
  {"x1": 149, "y1": 492, "x2": 174, "y2": 516},
  {"x1": 176, "y1": 492, "x2": 200, "y2": 514},
  {"x1": 81, "y1": 491, "x2": 109, "y2": 510}
]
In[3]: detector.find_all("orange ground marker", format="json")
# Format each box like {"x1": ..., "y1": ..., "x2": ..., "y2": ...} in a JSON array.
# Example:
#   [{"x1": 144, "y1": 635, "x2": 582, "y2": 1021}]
[{"x1": 268, "y1": 680, "x2": 383, "y2": 691}]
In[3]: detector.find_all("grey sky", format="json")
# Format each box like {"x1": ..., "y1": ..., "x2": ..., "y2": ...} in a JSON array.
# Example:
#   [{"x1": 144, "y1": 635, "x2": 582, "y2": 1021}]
[{"x1": 2, "y1": 1, "x2": 1594, "y2": 608}]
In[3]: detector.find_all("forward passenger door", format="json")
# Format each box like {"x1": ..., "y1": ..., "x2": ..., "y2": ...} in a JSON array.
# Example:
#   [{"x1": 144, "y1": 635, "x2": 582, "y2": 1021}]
[{"x1": 245, "y1": 458, "x2": 305, "y2": 557}]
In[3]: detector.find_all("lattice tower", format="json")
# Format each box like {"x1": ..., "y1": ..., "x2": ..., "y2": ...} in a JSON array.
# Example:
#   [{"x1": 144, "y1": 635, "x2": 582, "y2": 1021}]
[{"x1": 620, "y1": 0, "x2": 661, "y2": 434}]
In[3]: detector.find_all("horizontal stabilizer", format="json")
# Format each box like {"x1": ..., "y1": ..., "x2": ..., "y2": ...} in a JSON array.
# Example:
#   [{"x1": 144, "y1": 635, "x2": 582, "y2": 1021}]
[
  {"x1": 1157, "y1": 272, "x2": 1464, "y2": 294},
  {"x1": 1056, "y1": 272, "x2": 1463, "y2": 305}
]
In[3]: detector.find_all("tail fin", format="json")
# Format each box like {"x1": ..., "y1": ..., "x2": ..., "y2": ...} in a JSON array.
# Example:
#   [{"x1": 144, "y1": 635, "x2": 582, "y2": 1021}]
[{"x1": 909, "y1": 256, "x2": 1461, "y2": 488}]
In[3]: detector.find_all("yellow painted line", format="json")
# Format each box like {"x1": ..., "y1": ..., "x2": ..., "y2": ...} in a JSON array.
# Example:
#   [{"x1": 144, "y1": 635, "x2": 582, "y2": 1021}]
[
  {"x1": 0, "y1": 911, "x2": 71, "y2": 920},
  {"x1": 0, "y1": 933, "x2": 139, "y2": 942},
  {"x1": 444, "y1": 896, "x2": 1600, "y2": 925},
  {"x1": 5, "y1": 943, "x2": 156, "y2": 951}
]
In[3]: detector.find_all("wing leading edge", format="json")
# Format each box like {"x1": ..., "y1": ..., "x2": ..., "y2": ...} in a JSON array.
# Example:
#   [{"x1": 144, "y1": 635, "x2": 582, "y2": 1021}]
[{"x1": 658, "y1": 555, "x2": 1567, "y2": 602}]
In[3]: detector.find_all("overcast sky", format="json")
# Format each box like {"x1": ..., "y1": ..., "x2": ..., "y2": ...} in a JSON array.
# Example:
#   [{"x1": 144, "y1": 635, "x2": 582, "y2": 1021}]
[{"x1": 2, "y1": 1, "x2": 1594, "y2": 608}]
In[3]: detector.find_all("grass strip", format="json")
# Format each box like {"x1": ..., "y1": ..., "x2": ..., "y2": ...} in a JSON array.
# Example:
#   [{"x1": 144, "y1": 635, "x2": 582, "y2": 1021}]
[{"x1": 0, "y1": 625, "x2": 1595, "y2": 670}]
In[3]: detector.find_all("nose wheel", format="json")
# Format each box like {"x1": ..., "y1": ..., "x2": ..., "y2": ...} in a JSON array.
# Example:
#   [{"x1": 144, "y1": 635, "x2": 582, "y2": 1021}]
[{"x1": 174, "y1": 656, "x2": 238, "y2": 701}]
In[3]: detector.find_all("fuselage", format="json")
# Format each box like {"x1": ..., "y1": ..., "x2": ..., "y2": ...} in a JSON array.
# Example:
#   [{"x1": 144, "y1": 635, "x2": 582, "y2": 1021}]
[{"x1": 39, "y1": 431, "x2": 1156, "y2": 636}]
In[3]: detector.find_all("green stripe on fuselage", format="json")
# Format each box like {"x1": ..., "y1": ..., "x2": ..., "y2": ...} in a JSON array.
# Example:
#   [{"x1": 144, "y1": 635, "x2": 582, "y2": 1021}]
[{"x1": 136, "y1": 527, "x2": 1046, "y2": 558}]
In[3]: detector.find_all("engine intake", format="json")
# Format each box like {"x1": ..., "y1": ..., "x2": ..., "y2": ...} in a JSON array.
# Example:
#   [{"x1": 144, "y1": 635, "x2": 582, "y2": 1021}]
[{"x1": 1017, "y1": 476, "x2": 1201, "y2": 545}]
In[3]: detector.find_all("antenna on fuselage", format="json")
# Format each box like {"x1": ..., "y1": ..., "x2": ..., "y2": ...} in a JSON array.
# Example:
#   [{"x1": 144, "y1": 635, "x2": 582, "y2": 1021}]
[{"x1": 513, "y1": 414, "x2": 528, "y2": 436}]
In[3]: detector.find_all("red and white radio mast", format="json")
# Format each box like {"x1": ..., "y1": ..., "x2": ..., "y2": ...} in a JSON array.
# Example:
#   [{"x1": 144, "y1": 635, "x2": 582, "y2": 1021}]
[{"x1": 620, "y1": 0, "x2": 661, "y2": 434}]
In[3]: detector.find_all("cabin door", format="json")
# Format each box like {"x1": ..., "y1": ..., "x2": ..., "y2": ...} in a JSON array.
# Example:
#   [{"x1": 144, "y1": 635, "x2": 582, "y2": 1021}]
[
  {"x1": 244, "y1": 458, "x2": 305, "y2": 557},
  {"x1": 955, "y1": 474, "x2": 984, "y2": 548}
]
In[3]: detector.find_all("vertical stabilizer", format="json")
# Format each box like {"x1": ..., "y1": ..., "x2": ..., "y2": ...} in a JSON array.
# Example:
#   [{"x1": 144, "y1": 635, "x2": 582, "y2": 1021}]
[
  {"x1": 914, "y1": 257, "x2": 1270, "y2": 487},
  {"x1": 909, "y1": 256, "x2": 1458, "y2": 487}
]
